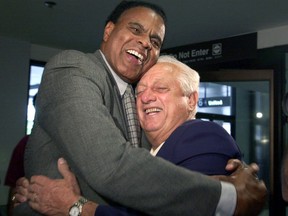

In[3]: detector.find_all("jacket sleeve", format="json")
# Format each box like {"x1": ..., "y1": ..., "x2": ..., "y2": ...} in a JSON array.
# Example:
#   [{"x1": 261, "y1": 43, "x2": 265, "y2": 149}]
[
  {"x1": 95, "y1": 205, "x2": 145, "y2": 216},
  {"x1": 162, "y1": 120, "x2": 242, "y2": 175}
]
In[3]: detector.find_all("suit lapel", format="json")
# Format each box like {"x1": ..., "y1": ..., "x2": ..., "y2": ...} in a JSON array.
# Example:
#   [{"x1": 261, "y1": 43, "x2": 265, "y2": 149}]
[{"x1": 87, "y1": 50, "x2": 129, "y2": 141}]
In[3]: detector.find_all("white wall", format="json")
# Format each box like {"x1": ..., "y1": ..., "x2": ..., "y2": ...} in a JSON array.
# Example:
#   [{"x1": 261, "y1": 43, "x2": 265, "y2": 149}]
[
  {"x1": 0, "y1": 36, "x2": 60, "y2": 205},
  {"x1": 0, "y1": 37, "x2": 30, "y2": 204},
  {"x1": 258, "y1": 25, "x2": 288, "y2": 49},
  {"x1": 30, "y1": 44, "x2": 61, "y2": 63}
]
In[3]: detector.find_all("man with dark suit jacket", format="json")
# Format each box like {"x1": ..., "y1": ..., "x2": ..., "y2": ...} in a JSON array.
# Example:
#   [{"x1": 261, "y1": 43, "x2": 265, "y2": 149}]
[
  {"x1": 156, "y1": 120, "x2": 242, "y2": 175},
  {"x1": 14, "y1": 1, "x2": 266, "y2": 216},
  {"x1": 137, "y1": 55, "x2": 242, "y2": 177}
]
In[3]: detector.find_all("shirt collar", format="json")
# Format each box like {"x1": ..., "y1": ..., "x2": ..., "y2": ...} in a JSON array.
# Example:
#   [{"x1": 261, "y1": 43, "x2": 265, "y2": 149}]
[
  {"x1": 100, "y1": 50, "x2": 127, "y2": 96},
  {"x1": 150, "y1": 142, "x2": 165, "y2": 156}
]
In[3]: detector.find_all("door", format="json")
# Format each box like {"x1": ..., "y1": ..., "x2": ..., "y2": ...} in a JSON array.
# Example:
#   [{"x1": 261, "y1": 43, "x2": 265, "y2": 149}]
[{"x1": 199, "y1": 69, "x2": 276, "y2": 215}]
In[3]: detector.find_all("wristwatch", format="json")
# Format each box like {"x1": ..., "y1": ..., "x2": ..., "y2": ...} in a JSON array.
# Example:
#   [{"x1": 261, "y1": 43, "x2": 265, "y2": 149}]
[{"x1": 68, "y1": 196, "x2": 88, "y2": 216}]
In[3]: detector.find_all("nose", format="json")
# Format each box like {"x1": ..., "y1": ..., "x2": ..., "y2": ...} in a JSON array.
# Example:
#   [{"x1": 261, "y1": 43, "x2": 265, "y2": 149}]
[
  {"x1": 138, "y1": 36, "x2": 152, "y2": 50},
  {"x1": 138, "y1": 89, "x2": 156, "y2": 104}
]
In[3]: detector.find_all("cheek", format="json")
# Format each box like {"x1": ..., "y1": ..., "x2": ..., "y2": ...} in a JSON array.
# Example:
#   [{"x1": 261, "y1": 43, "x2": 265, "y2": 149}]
[
  {"x1": 107, "y1": 30, "x2": 126, "y2": 51},
  {"x1": 167, "y1": 99, "x2": 187, "y2": 117},
  {"x1": 136, "y1": 102, "x2": 142, "y2": 118},
  {"x1": 143, "y1": 56, "x2": 158, "y2": 72},
  {"x1": 136, "y1": 102, "x2": 145, "y2": 123}
]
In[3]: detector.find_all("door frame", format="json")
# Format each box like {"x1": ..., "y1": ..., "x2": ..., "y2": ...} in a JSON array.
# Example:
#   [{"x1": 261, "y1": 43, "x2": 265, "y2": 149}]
[{"x1": 200, "y1": 69, "x2": 277, "y2": 215}]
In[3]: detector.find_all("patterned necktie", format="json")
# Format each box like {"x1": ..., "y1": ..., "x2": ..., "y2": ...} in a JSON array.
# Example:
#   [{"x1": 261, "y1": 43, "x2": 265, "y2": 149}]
[{"x1": 122, "y1": 85, "x2": 140, "y2": 147}]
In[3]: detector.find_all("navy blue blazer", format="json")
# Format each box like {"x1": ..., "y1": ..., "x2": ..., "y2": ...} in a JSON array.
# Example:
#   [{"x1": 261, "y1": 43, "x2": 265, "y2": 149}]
[
  {"x1": 95, "y1": 119, "x2": 242, "y2": 215},
  {"x1": 157, "y1": 119, "x2": 242, "y2": 175}
]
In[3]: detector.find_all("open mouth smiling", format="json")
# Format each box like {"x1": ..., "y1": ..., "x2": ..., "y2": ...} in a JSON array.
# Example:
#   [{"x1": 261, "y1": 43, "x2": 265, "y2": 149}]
[
  {"x1": 127, "y1": 50, "x2": 144, "y2": 64},
  {"x1": 145, "y1": 107, "x2": 161, "y2": 115}
]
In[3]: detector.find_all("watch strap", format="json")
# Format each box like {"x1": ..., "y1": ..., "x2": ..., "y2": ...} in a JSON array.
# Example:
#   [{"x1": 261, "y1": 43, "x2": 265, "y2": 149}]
[
  {"x1": 77, "y1": 196, "x2": 88, "y2": 206},
  {"x1": 69, "y1": 196, "x2": 88, "y2": 216}
]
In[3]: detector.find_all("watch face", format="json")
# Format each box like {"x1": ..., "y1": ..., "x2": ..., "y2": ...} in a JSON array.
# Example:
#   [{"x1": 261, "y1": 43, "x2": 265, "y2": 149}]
[{"x1": 69, "y1": 206, "x2": 80, "y2": 216}]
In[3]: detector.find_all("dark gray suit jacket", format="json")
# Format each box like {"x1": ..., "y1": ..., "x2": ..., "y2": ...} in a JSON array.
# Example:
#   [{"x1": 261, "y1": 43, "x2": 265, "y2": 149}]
[{"x1": 19, "y1": 50, "x2": 221, "y2": 216}]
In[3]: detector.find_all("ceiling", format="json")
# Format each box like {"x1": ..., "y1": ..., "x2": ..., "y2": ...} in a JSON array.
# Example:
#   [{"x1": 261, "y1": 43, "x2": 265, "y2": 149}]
[{"x1": 1, "y1": 0, "x2": 288, "y2": 52}]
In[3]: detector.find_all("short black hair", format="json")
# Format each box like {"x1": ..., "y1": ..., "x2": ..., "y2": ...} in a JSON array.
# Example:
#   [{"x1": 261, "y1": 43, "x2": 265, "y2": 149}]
[{"x1": 106, "y1": 0, "x2": 167, "y2": 26}]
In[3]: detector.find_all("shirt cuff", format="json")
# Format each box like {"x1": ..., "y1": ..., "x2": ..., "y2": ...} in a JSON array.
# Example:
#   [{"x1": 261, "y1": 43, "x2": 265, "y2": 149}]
[{"x1": 215, "y1": 182, "x2": 236, "y2": 216}]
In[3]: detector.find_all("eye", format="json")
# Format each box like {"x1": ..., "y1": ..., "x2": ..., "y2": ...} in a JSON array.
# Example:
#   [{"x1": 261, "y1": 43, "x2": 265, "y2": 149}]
[
  {"x1": 135, "y1": 87, "x2": 145, "y2": 97},
  {"x1": 151, "y1": 39, "x2": 161, "y2": 49},
  {"x1": 129, "y1": 25, "x2": 142, "y2": 35},
  {"x1": 155, "y1": 87, "x2": 168, "y2": 93},
  {"x1": 135, "y1": 90, "x2": 140, "y2": 97}
]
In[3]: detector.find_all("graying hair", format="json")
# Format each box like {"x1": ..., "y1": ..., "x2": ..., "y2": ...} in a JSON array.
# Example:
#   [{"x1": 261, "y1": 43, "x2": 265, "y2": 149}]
[
  {"x1": 157, "y1": 55, "x2": 200, "y2": 117},
  {"x1": 158, "y1": 55, "x2": 199, "y2": 95}
]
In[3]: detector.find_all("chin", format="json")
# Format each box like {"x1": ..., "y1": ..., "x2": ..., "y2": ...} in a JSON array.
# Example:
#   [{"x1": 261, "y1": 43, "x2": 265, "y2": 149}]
[{"x1": 144, "y1": 125, "x2": 160, "y2": 132}]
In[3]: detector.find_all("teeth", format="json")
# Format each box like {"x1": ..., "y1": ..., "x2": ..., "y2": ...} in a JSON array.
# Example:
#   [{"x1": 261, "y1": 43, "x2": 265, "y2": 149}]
[
  {"x1": 127, "y1": 50, "x2": 144, "y2": 62},
  {"x1": 145, "y1": 108, "x2": 161, "y2": 114}
]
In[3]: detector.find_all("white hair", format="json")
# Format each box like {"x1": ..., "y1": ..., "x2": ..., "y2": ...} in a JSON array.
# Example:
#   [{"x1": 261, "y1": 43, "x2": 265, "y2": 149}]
[
  {"x1": 158, "y1": 55, "x2": 200, "y2": 117},
  {"x1": 158, "y1": 55, "x2": 199, "y2": 95}
]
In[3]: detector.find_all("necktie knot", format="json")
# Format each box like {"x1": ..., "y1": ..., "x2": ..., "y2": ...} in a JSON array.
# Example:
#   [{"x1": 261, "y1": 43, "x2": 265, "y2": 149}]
[{"x1": 125, "y1": 84, "x2": 134, "y2": 95}]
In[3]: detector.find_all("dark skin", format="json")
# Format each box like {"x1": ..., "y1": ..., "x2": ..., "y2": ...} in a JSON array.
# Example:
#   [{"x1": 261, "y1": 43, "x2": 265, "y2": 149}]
[
  {"x1": 100, "y1": 7, "x2": 165, "y2": 84},
  {"x1": 213, "y1": 162, "x2": 267, "y2": 216}
]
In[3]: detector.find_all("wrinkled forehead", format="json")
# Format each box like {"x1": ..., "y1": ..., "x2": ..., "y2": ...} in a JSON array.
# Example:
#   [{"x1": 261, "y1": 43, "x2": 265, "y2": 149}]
[
  {"x1": 139, "y1": 62, "x2": 179, "y2": 84},
  {"x1": 150, "y1": 62, "x2": 179, "y2": 76}
]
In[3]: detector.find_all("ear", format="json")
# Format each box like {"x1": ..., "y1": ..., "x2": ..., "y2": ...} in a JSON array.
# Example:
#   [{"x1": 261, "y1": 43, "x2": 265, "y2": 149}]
[
  {"x1": 103, "y1": 21, "x2": 115, "y2": 42},
  {"x1": 188, "y1": 92, "x2": 198, "y2": 111}
]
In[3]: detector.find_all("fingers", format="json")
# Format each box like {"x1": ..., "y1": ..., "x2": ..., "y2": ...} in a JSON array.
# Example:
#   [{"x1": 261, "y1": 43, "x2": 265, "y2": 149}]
[
  {"x1": 14, "y1": 192, "x2": 27, "y2": 203},
  {"x1": 14, "y1": 177, "x2": 30, "y2": 203},
  {"x1": 233, "y1": 162, "x2": 267, "y2": 215},
  {"x1": 57, "y1": 158, "x2": 79, "y2": 194},
  {"x1": 27, "y1": 193, "x2": 45, "y2": 215},
  {"x1": 28, "y1": 175, "x2": 52, "y2": 203},
  {"x1": 57, "y1": 158, "x2": 73, "y2": 181},
  {"x1": 16, "y1": 177, "x2": 29, "y2": 187},
  {"x1": 225, "y1": 159, "x2": 243, "y2": 171},
  {"x1": 242, "y1": 163, "x2": 260, "y2": 181},
  {"x1": 250, "y1": 163, "x2": 259, "y2": 173},
  {"x1": 27, "y1": 191, "x2": 38, "y2": 203},
  {"x1": 226, "y1": 160, "x2": 260, "y2": 178}
]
